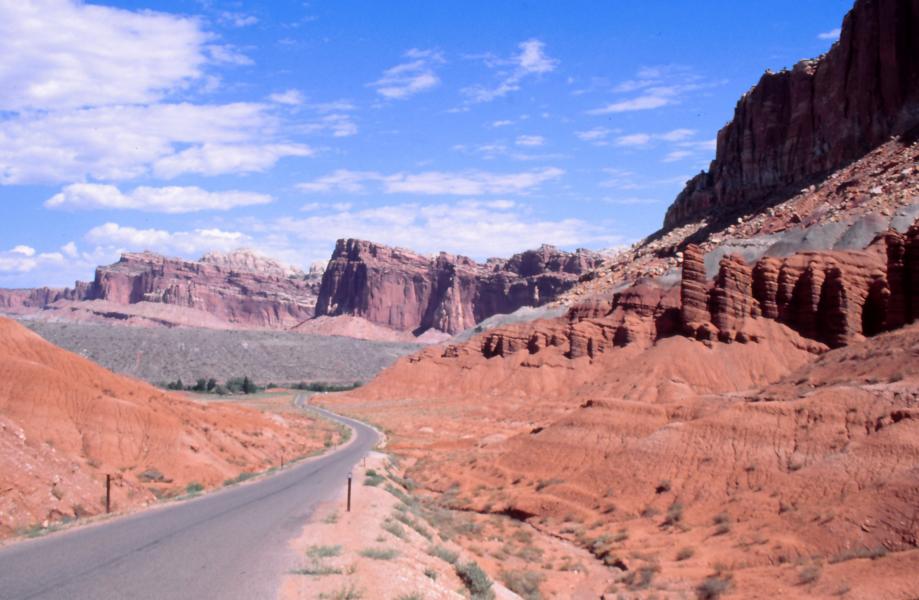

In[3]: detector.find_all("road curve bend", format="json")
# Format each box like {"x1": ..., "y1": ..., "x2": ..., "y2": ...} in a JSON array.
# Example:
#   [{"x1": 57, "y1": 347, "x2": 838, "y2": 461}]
[{"x1": 0, "y1": 399, "x2": 378, "y2": 600}]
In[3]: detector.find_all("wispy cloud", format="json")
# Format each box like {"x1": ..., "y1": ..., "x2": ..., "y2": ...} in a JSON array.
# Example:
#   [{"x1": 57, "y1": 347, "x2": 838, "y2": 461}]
[
  {"x1": 817, "y1": 28, "x2": 841, "y2": 40},
  {"x1": 297, "y1": 167, "x2": 564, "y2": 196},
  {"x1": 269, "y1": 89, "x2": 305, "y2": 105},
  {"x1": 464, "y1": 39, "x2": 558, "y2": 103},
  {"x1": 515, "y1": 135, "x2": 545, "y2": 147},
  {"x1": 46, "y1": 183, "x2": 272, "y2": 213},
  {"x1": 614, "y1": 128, "x2": 696, "y2": 147},
  {"x1": 588, "y1": 66, "x2": 711, "y2": 115},
  {"x1": 370, "y1": 48, "x2": 444, "y2": 99}
]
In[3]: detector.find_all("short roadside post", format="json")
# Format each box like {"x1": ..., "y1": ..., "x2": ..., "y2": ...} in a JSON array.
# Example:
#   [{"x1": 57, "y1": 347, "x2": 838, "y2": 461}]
[
  {"x1": 105, "y1": 474, "x2": 112, "y2": 514},
  {"x1": 347, "y1": 472, "x2": 352, "y2": 512}
]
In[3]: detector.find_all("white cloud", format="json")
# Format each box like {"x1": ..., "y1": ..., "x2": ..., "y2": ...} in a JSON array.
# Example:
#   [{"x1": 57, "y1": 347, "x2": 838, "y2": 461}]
[
  {"x1": 219, "y1": 12, "x2": 258, "y2": 28},
  {"x1": 615, "y1": 133, "x2": 653, "y2": 147},
  {"x1": 663, "y1": 150, "x2": 693, "y2": 162},
  {"x1": 153, "y1": 143, "x2": 313, "y2": 178},
  {"x1": 297, "y1": 170, "x2": 381, "y2": 194},
  {"x1": 576, "y1": 127, "x2": 613, "y2": 143},
  {"x1": 464, "y1": 39, "x2": 558, "y2": 103},
  {"x1": 0, "y1": 0, "x2": 213, "y2": 111},
  {"x1": 46, "y1": 183, "x2": 272, "y2": 213},
  {"x1": 516, "y1": 39, "x2": 558, "y2": 74},
  {"x1": 85, "y1": 222, "x2": 251, "y2": 256},
  {"x1": 614, "y1": 129, "x2": 697, "y2": 147},
  {"x1": 260, "y1": 199, "x2": 620, "y2": 264},
  {"x1": 588, "y1": 95, "x2": 671, "y2": 115},
  {"x1": 0, "y1": 245, "x2": 64, "y2": 274},
  {"x1": 817, "y1": 28, "x2": 841, "y2": 40},
  {"x1": 589, "y1": 66, "x2": 711, "y2": 115},
  {"x1": 491, "y1": 120, "x2": 514, "y2": 127},
  {"x1": 61, "y1": 241, "x2": 78, "y2": 257},
  {"x1": 269, "y1": 89, "x2": 305, "y2": 105},
  {"x1": 0, "y1": 102, "x2": 312, "y2": 184},
  {"x1": 370, "y1": 49, "x2": 444, "y2": 99},
  {"x1": 515, "y1": 135, "x2": 545, "y2": 147},
  {"x1": 297, "y1": 167, "x2": 564, "y2": 196}
]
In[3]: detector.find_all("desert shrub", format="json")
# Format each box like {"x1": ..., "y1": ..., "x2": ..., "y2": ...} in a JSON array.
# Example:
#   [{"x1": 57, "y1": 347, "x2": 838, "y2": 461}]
[
  {"x1": 663, "y1": 502, "x2": 684, "y2": 526},
  {"x1": 318, "y1": 584, "x2": 362, "y2": 600},
  {"x1": 424, "y1": 567, "x2": 437, "y2": 580},
  {"x1": 455, "y1": 561, "x2": 494, "y2": 599},
  {"x1": 382, "y1": 519, "x2": 407, "y2": 539},
  {"x1": 138, "y1": 468, "x2": 165, "y2": 483},
  {"x1": 307, "y1": 544, "x2": 342, "y2": 559},
  {"x1": 656, "y1": 480, "x2": 672, "y2": 494},
  {"x1": 428, "y1": 544, "x2": 459, "y2": 564},
  {"x1": 676, "y1": 547, "x2": 695, "y2": 561},
  {"x1": 829, "y1": 546, "x2": 887, "y2": 563},
  {"x1": 359, "y1": 547, "x2": 399, "y2": 560},
  {"x1": 185, "y1": 482, "x2": 204, "y2": 494},
  {"x1": 798, "y1": 565, "x2": 821, "y2": 585},
  {"x1": 293, "y1": 562, "x2": 341, "y2": 576},
  {"x1": 696, "y1": 576, "x2": 731, "y2": 599},
  {"x1": 500, "y1": 569, "x2": 544, "y2": 599},
  {"x1": 535, "y1": 478, "x2": 564, "y2": 492},
  {"x1": 624, "y1": 563, "x2": 659, "y2": 590},
  {"x1": 395, "y1": 595, "x2": 423, "y2": 600}
]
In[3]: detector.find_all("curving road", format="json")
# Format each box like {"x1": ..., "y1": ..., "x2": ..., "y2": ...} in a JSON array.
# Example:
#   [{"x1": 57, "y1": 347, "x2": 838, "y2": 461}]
[{"x1": 0, "y1": 399, "x2": 377, "y2": 600}]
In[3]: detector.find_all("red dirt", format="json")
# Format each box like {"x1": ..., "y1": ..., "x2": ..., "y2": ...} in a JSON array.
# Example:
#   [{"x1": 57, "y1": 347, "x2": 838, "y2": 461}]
[{"x1": 0, "y1": 317, "x2": 339, "y2": 539}]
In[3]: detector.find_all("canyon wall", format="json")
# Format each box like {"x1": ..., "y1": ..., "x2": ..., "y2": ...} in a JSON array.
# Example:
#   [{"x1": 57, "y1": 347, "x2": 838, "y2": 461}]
[
  {"x1": 315, "y1": 239, "x2": 602, "y2": 335},
  {"x1": 0, "y1": 250, "x2": 323, "y2": 329},
  {"x1": 664, "y1": 0, "x2": 919, "y2": 229},
  {"x1": 463, "y1": 219, "x2": 919, "y2": 361}
]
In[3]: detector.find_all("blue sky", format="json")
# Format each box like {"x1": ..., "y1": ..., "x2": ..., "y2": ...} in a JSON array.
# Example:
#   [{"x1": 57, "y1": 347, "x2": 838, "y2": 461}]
[{"x1": 1, "y1": 0, "x2": 851, "y2": 287}]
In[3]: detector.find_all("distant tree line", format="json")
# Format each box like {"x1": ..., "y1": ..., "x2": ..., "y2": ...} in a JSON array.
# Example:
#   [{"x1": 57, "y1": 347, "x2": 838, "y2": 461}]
[
  {"x1": 162, "y1": 376, "x2": 259, "y2": 395},
  {"x1": 290, "y1": 381, "x2": 362, "y2": 392},
  {"x1": 159, "y1": 378, "x2": 362, "y2": 395}
]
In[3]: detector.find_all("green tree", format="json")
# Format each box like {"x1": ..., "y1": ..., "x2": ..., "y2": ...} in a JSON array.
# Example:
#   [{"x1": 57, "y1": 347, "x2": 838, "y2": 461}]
[{"x1": 206, "y1": 378, "x2": 217, "y2": 392}]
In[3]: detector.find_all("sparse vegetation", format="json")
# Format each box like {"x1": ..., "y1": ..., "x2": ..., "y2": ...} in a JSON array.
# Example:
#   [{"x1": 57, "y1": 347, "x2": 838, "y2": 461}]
[
  {"x1": 223, "y1": 471, "x2": 256, "y2": 486},
  {"x1": 656, "y1": 479, "x2": 672, "y2": 494},
  {"x1": 307, "y1": 544, "x2": 342, "y2": 559},
  {"x1": 359, "y1": 547, "x2": 399, "y2": 560},
  {"x1": 427, "y1": 544, "x2": 459, "y2": 564},
  {"x1": 456, "y1": 560, "x2": 495, "y2": 599},
  {"x1": 829, "y1": 546, "x2": 888, "y2": 563},
  {"x1": 185, "y1": 482, "x2": 204, "y2": 495},
  {"x1": 676, "y1": 547, "x2": 695, "y2": 561},
  {"x1": 798, "y1": 565, "x2": 822, "y2": 585},
  {"x1": 696, "y1": 575, "x2": 731, "y2": 599},
  {"x1": 318, "y1": 584, "x2": 363, "y2": 600},
  {"x1": 500, "y1": 569, "x2": 544, "y2": 600},
  {"x1": 663, "y1": 502, "x2": 684, "y2": 526},
  {"x1": 291, "y1": 381, "x2": 362, "y2": 392},
  {"x1": 382, "y1": 519, "x2": 407, "y2": 539}
]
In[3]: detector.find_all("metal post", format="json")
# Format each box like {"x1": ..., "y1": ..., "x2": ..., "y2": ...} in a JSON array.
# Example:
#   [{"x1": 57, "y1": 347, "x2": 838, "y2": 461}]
[
  {"x1": 347, "y1": 472, "x2": 352, "y2": 512},
  {"x1": 105, "y1": 474, "x2": 111, "y2": 514}
]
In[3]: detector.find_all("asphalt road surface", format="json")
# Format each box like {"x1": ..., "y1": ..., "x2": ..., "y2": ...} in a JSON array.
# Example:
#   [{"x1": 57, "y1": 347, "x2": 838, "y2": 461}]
[{"x1": 0, "y1": 399, "x2": 377, "y2": 600}]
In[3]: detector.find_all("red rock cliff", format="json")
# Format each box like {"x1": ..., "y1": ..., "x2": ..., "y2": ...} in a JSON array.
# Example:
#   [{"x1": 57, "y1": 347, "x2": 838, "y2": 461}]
[
  {"x1": 0, "y1": 250, "x2": 322, "y2": 329},
  {"x1": 314, "y1": 239, "x2": 602, "y2": 335},
  {"x1": 664, "y1": 0, "x2": 919, "y2": 230}
]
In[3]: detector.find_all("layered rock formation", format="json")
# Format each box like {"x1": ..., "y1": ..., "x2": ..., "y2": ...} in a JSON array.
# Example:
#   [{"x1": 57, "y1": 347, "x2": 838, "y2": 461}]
[
  {"x1": 664, "y1": 0, "x2": 919, "y2": 229},
  {"x1": 0, "y1": 250, "x2": 323, "y2": 329},
  {"x1": 315, "y1": 239, "x2": 602, "y2": 335}
]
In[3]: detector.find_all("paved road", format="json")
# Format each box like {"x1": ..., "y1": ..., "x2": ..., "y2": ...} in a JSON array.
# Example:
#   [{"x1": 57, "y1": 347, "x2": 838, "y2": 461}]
[{"x1": 0, "y1": 399, "x2": 377, "y2": 600}]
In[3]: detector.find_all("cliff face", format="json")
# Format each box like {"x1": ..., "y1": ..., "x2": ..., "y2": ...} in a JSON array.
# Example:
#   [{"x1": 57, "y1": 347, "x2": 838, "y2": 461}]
[
  {"x1": 664, "y1": 0, "x2": 919, "y2": 230},
  {"x1": 0, "y1": 250, "x2": 323, "y2": 329},
  {"x1": 452, "y1": 218, "x2": 919, "y2": 362},
  {"x1": 315, "y1": 239, "x2": 602, "y2": 335}
]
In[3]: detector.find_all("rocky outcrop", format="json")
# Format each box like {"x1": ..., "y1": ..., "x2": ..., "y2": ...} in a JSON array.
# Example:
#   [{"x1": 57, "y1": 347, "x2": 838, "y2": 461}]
[
  {"x1": 315, "y1": 239, "x2": 602, "y2": 335},
  {"x1": 664, "y1": 0, "x2": 919, "y2": 230},
  {"x1": 682, "y1": 220, "x2": 919, "y2": 347},
  {"x1": 0, "y1": 250, "x2": 323, "y2": 329},
  {"x1": 452, "y1": 217, "x2": 919, "y2": 364}
]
